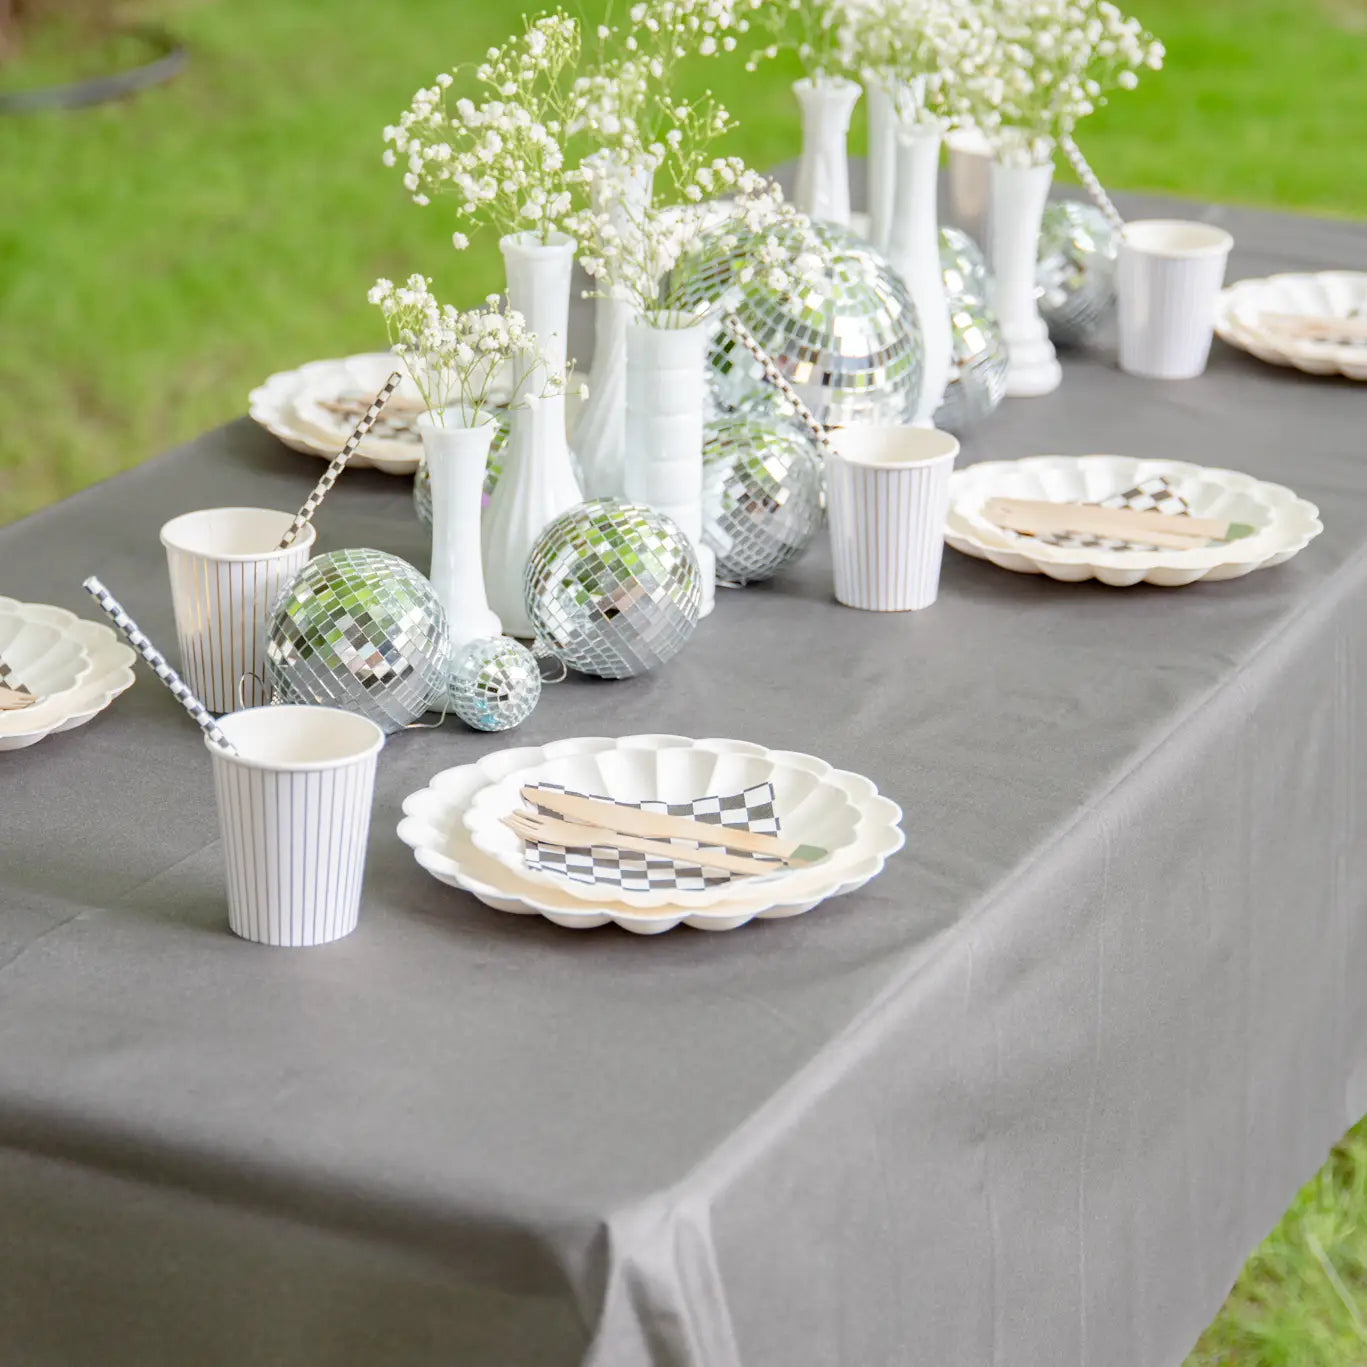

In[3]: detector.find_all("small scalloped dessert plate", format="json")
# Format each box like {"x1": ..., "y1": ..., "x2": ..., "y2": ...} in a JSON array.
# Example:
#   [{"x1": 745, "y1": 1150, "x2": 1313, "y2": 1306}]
[
  {"x1": 0, "y1": 602, "x2": 93, "y2": 706},
  {"x1": 945, "y1": 455, "x2": 1322, "y2": 588},
  {"x1": 1216, "y1": 272, "x2": 1367, "y2": 381},
  {"x1": 397, "y1": 736, "x2": 904, "y2": 935}
]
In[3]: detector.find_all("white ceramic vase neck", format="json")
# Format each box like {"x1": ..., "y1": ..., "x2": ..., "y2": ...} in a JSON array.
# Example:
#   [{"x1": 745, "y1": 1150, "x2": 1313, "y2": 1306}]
[
  {"x1": 484, "y1": 231, "x2": 585, "y2": 638},
  {"x1": 623, "y1": 314, "x2": 715, "y2": 618},
  {"x1": 884, "y1": 121, "x2": 952, "y2": 426},
  {"x1": 990, "y1": 158, "x2": 1063, "y2": 398},
  {"x1": 864, "y1": 80, "x2": 898, "y2": 252},
  {"x1": 419, "y1": 411, "x2": 501, "y2": 652},
  {"x1": 794, "y1": 76, "x2": 861, "y2": 226}
]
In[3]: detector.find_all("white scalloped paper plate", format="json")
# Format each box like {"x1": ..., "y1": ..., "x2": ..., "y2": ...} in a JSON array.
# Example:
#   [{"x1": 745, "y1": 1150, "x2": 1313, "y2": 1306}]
[
  {"x1": 1216, "y1": 272, "x2": 1367, "y2": 381},
  {"x1": 0, "y1": 602, "x2": 93, "y2": 705},
  {"x1": 398, "y1": 736, "x2": 904, "y2": 935},
  {"x1": 0, "y1": 598, "x2": 136, "y2": 751},
  {"x1": 945, "y1": 455, "x2": 1322, "y2": 588}
]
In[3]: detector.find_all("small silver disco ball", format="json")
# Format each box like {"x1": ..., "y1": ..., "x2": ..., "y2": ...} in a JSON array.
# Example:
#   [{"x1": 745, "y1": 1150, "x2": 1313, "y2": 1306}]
[
  {"x1": 703, "y1": 414, "x2": 825, "y2": 584},
  {"x1": 447, "y1": 635, "x2": 541, "y2": 732},
  {"x1": 939, "y1": 225, "x2": 993, "y2": 305},
  {"x1": 935, "y1": 297, "x2": 1009, "y2": 435},
  {"x1": 670, "y1": 218, "x2": 925, "y2": 429},
  {"x1": 1037, "y1": 200, "x2": 1118, "y2": 346},
  {"x1": 524, "y1": 499, "x2": 701, "y2": 680},
  {"x1": 265, "y1": 548, "x2": 450, "y2": 734}
]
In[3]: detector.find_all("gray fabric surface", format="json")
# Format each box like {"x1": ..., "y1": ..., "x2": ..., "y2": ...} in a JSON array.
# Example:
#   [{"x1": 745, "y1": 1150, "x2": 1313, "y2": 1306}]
[{"x1": 1, "y1": 189, "x2": 1365, "y2": 1367}]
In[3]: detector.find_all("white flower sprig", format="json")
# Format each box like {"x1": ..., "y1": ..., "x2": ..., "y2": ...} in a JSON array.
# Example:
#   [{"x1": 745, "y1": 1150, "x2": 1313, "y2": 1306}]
[
  {"x1": 961, "y1": 0, "x2": 1164, "y2": 165},
  {"x1": 382, "y1": 11, "x2": 581, "y2": 247},
  {"x1": 747, "y1": 0, "x2": 856, "y2": 83},
  {"x1": 368, "y1": 276, "x2": 573, "y2": 425}
]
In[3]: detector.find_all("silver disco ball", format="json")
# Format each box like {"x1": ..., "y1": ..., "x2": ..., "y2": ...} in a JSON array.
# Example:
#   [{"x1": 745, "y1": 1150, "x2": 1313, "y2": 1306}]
[
  {"x1": 935, "y1": 297, "x2": 1009, "y2": 434},
  {"x1": 524, "y1": 499, "x2": 701, "y2": 679},
  {"x1": 265, "y1": 548, "x2": 450, "y2": 734},
  {"x1": 670, "y1": 218, "x2": 924, "y2": 428},
  {"x1": 703, "y1": 414, "x2": 826, "y2": 584},
  {"x1": 940, "y1": 225, "x2": 992, "y2": 304},
  {"x1": 1037, "y1": 200, "x2": 1118, "y2": 346},
  {"x1": 447, "y1": 635, "x2": 541, "y2": 732},
  {"x1": 414, "y1": 416, "x2": 510, "y2": 529}
]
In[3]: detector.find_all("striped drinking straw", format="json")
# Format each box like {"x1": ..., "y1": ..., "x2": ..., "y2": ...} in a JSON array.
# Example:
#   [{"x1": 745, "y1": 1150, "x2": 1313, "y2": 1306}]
[{"x1": 721, "y1": 315, "x2": 837, "y2": 459}]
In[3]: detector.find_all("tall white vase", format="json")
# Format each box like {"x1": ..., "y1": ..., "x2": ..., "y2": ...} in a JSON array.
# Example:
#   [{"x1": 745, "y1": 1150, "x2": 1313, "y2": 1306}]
[
  {"x1": 794, "y1": 77, "x2": 861, "y2": 226},
  {"x1": 884, "y1": 123, "x2": 952, "y2": 426},
  {"x1": 946, "y1": 126, "x2": 995, "y2": 253},
  {"x1": 990, "y1": 158, "x2": 1063, "y2": 398},
  {"x1": 865, "y1": 80, "x2": 898, "y2": 251},
  {"x1": 572, "y1": 157, "x2": 654, "y2": 499},
  {"x1": 484, "y1": 231, "x2": 585, "y2": 637},
  {"x1": 624, "y1": 314, "x2": 715, "y2": 618},
  {"x1": 418, "y1": 411, "x2": 501, "y2": 651}
]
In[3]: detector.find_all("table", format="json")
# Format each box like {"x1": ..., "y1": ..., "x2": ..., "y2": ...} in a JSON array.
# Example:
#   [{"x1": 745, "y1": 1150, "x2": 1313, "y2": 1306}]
[{"x1": 1, "y1": 189, "x2": 1365, "y2": 1367}]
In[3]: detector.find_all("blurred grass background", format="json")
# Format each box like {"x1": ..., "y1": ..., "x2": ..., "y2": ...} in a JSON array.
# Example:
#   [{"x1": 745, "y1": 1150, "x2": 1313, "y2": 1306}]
[{"x1": 2, "y1": 2, "x2": 1367, "y2": 1358}]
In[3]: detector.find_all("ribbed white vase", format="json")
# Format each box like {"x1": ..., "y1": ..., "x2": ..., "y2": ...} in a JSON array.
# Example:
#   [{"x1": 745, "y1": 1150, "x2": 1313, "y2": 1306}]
[
  {"x1": 418, "y1": 410, "x2": 500, "y2": 651},
  {"x1": 884, "y1": 122, "x2": 952, "y2": 426},
  {"x1": 990, "y1": 158, "x2": 1063, "y2": 398},
  {"x1": 573, "y1": 156, "x2": 654, "y2": 499},
  {"x1": 793, "y1": 76, "x2": 861, "y2": 226},
  {"x1": 484, "y1": 231, "x2": 585, "y2": 637},
  {"x1": 623, "y1": 313, "x2": 715, "y2": 618},
  {"x1": 865, "y1": 79, "x2": 898, "y2": 251}
]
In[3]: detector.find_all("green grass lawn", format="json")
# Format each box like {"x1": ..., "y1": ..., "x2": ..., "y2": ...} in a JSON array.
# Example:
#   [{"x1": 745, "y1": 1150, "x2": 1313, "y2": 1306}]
[{"x1": 2, "y1": 1, "x2": 1367, "y2": 1359}]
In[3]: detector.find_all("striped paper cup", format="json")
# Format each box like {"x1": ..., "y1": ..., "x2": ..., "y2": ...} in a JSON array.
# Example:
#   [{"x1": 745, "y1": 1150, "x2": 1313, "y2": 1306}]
[
  {"x1": 161, "y1": 508, "x2": 316, "y2": 714},
  {"x1": 825, "y1": 427, "x2": 960, "y2": 612},
  {"x1": 208, "y1": 705, "x2": 384, "y2": 947}
]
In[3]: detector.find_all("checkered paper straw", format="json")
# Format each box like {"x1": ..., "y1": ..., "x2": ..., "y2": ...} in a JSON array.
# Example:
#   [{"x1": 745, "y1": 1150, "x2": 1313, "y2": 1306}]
[
  {"x1": 276, "y1": 371, "x2": 403, "y2": 549},
  {"x1": 82, "y1": 576, "x2": 239, "y2": 754},
  {"x1": 1060, "y1": 135, "x2": 1126, "y2": 232},
  {"x1": 722, "y1": 314, "x2": 837, "y2": 459}
]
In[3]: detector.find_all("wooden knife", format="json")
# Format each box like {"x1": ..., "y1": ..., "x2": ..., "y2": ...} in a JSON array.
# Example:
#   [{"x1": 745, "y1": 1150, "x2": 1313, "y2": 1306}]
[{"x1": 982, "y1": 497, "x2": 1256, "y2": 548}]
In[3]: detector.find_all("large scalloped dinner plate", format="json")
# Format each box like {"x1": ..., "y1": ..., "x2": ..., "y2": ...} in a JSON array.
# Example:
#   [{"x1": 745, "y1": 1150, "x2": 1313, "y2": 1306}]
[
  {"x1": 1216, "y1": 272, "x2": 1367, "y2": 381},
  {"x1": 397, "y1": 735, "x2": 904, "y2": 935},
  {"x1": 944, "y1": 455, "x2": 1322, "y2": 588}
]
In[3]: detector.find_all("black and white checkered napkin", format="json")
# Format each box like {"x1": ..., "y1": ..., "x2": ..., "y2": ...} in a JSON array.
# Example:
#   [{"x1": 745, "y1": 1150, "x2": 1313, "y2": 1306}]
[
  {"x1": 1018, "y1": 476, "x2": 1208, "y2": 552},
  {"x1": 524, "y1": 783, "x2": 782, "y2": 892}
]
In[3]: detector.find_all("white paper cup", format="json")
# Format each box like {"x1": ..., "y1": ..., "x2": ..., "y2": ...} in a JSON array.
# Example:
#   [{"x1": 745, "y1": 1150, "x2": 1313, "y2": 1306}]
[
  {"x1": 1117, "y1": 220, "x2": 1234, "y2": 380},
  {"x1": 825, "y1": 427, "x2": 960, "y2": 612},
  {"x1": 161, "y1": 508, "x2": 316, "y2": 714},
  {"x1": 207, "y1": 706, "x2": 384, "y2": 947}
]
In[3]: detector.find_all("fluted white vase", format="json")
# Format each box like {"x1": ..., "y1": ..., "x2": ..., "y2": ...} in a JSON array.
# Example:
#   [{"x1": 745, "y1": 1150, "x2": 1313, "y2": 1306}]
[
  {"x1": 884, "y1": 122, "x2": 952, "y2": 426},
  {"x1": 794, "y1": 76, "x2": 861, "y2": 226},
  {"x1": 418, "y1": 410, "x2": 500, "y2": 651},
  {"x1": 624, "y1": 313, "x2": 715, "y2": 618},
  {"x1": 990, "y1": 158, "x2": 1062, "y2": 398},
  {"x1": 573, "y1": 156, "x2": 654, "y2": 499},
  {"x1": 484, "y1": 231, "x2": 585, "y2": 637},
  {"x1": 865, "y1": 79, "x2": 898, "y2": 251}
]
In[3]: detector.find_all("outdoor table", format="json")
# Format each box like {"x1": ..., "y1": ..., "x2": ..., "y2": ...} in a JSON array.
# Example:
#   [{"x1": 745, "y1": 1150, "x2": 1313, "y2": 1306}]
[{"x1": 1, "y1": 189, "x2": 1365, "y2": 1367}]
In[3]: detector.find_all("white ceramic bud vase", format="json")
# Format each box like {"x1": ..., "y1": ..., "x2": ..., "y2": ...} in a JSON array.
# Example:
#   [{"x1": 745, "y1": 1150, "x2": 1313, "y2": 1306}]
[
  {"x1": 573, "y1": 156, "x2": 654, "y2": 499},
  {"x1": 946, "y1": 126, "x2": 995, "y2": 252},
  {"x1": 484, "y1": 231, "x2": 585, "y2": 637},
  {"x1": 865, "y1": 79, "x2": 898, "y2": 251},
  {"x1": 990, "y1": 157, "x2": 1063, "y2": 398},
  {"x1": 793, "y1": 76, "x2": 861, "y2": 226},
  {"x1": 884, "y1": 122, "x2": 952, "y2": 425},
  {"x1": 418, "y1": 410, "x2": 501, "y2": 651},
  {"x1": 623, "y1": 313, "x2": 715, "y2": 618}
]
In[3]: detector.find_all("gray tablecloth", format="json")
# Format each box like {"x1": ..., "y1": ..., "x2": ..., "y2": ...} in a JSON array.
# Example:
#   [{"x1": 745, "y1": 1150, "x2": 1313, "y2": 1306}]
[{"x1": 2, "y1": 190, "x2": 1365, "y2": 1367}]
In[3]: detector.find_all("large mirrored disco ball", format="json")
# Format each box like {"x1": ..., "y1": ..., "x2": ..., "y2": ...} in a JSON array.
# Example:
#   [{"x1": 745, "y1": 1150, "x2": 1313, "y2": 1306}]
[
  {"x1": 671, "y1": 219, "x2": 925, "y2": 428},
  {"x1": 266, "y1": 548, "x2": 451, "y2": 734},
  {"x1": 703, "y1": 414, "x2": 826, "y2": 584},
  {"x1": 939, "y1": 225, "x2": 993, "y2": 305},
  {"x1": 414, "y1": 415, "x2": 511, "y2": 530},
  {"x1": 935, "y1": 297, "x2": 1010, "y2": 435},
  {"x1": 524, "y1": 499, "x2": 701, "y2": 680},
  {"x1": 447, "y1": 635, "x2": 541, "y2": 732},
  {"x1": 1037, "y1": 200, "x2": 1118, "y2": 347}
]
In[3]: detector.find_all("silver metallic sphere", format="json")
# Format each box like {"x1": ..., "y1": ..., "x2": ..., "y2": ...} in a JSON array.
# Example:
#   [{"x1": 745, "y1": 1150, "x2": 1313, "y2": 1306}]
[
  {"x1": 939, "y1": 225, "x2": 992, "y2": 305},
  {"x1": 524, "y1": 499, "x2": 701, "y2": 680},
  {"x1": 935, "y1": 297, "x2": 1009, "y2": 434},
  {"x1": 703, "y1": 415, "x2": 826, "y2": 584},
  {"x1": 447, "y1": 635, "x2": 541, "y2": 732},
  {"x1": 1036, "y1": 200, "x2": 1118, "y2": 347},
  {"x1": 265, "y1": 549, "x2": 450, "y2": 734},
  {"x1": 414, "y1": 416, "x2": 510, "y2": 529},
  {"x1": 670, "y1": 219, "x2": 925, "y2": 428}
]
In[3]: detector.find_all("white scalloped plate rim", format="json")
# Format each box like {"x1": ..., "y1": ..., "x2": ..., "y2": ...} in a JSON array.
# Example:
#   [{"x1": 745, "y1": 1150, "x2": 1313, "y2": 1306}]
[
  {"x1": 397, "y1": 735, "x2": 905, "y2": 934},
  {"x1": 0, "y1": 598, "x2": 136, "y2": 750},
  {"x1": 945, "y1": 455, "x2": 1322, "y2": 587},
  {"x1": 1215, "y1": 272, "x2": 1367, "y2": 381},
  {"x1": 0, "y1": 601, "x2": 95, "y2": 706}
]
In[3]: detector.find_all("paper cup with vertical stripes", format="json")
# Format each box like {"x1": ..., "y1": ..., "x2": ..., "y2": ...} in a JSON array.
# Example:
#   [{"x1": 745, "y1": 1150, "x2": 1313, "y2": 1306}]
[
  {"x1": 825, "y1": 427, "x2": 959, "y2": 612},
  {"x1": 161, "y1": 508, "x2": 316, "y2": 714},
  {"x1": 208, "y1": 705, "x2": 384, "y2": 947}
]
